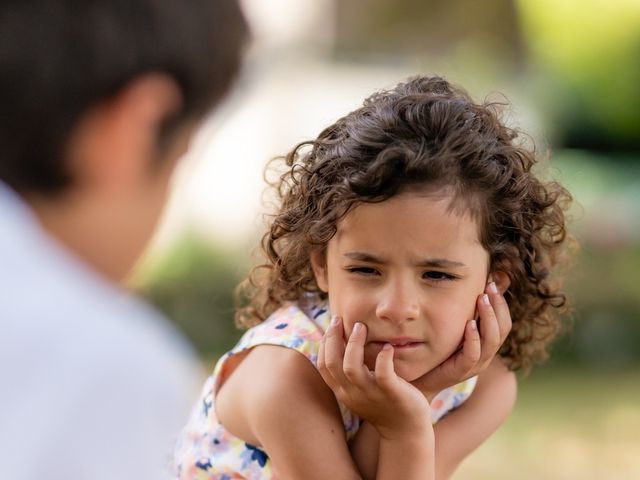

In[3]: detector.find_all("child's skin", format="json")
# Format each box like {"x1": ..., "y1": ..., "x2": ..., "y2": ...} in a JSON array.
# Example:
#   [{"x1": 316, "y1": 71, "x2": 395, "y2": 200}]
[{"x1": 216, "y1": 188, "x2": 516, "y2": 479}]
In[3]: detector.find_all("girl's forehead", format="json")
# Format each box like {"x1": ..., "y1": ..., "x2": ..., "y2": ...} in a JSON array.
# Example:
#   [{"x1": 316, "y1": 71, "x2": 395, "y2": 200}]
[
  {"x1": 340, "y1": 190, "x2": 478, "y2": 228},
  {"x1": 332, "y1": 191, "x2": 485, "y2": 253}
]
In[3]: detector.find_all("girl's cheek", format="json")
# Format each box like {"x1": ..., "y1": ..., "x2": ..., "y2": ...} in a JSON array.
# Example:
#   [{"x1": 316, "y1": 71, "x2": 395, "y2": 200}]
[{"x1": 453, "y1": 292, "x2": 481, "y2": 322}]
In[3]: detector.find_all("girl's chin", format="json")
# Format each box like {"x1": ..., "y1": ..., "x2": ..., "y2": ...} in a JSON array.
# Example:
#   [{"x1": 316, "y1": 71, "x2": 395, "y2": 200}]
[
  {"x1": 362, "y1": 358, "x2": 434, "y2": 382},
  {"x1": 394, "y1": 366, "x2": 429, "y2": 383},
  {"x1": 394, "y1": 355, "x2": 451, "y2": 382}
]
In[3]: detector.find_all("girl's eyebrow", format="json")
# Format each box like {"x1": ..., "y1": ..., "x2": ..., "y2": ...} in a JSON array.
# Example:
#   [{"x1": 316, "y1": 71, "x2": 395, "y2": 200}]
[
  {"x1": 342, "y1": 251, "x2": 383, "y2": 263},
  {"x1": 415, "y1": 258, "x2": 468, "y2": 269},
  {"x1": 342, "y1": 251, "x2": 467, "y2": 269}
]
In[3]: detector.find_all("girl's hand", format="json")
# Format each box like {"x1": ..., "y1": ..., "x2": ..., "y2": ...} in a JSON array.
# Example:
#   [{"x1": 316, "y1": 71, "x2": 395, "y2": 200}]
[
  {"x1": 318, "y1": 316, "x2": 432, "y2": 440},
  {"x1": 412, "y1": 282, "x2": 512, "y2": 400}
]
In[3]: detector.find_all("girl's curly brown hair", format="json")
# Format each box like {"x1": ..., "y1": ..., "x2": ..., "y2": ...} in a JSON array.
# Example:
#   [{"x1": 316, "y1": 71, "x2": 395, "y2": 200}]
[{"x1": 236, "y1": 75, "x2": 574, "y2": 373}]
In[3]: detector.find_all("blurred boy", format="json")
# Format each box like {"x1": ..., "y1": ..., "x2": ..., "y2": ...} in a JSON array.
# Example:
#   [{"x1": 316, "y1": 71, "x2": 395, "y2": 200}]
[{"x1": 0, "y1": 1, "x2": 247, "y2": 479}]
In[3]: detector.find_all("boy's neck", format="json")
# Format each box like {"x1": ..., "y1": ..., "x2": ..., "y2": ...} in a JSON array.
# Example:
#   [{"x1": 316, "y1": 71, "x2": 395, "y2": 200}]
[{"x1": 26, "y1": 190, "x2": 136, "y2": 283}]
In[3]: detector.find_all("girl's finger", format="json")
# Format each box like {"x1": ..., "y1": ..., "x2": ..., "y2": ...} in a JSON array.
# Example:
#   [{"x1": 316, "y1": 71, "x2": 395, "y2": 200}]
[
  {"x1": 316, "y1": 331, "x2": 336, "y2": 388},
  {"x1": 323, "y1": 315, "x2": 349, "y2": 385},
  {"x1": 455, "y1": 319, "x2": 481, "y2": 374},
  {"x1": 486, "y1": 281, "x2": 512, "y2": 341},
  {"x1": 374, "y1": 343, "x2": 396, "y2": 392},
  {"x1": 477, "y1": 292, "x2": 501, "y2": 360},
  {"x1": 343, "y1": 322, "x2": 370, "y2": 386}
]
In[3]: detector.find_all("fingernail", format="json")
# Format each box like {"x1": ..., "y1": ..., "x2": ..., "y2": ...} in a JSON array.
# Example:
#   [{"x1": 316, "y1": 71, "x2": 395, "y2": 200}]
[
  {"x1": 331, "y1": 315, "x2": 340, "y2": 326},
  {"x1": 488, "y1": 282, "x2": 498, "y2": 294},
  {"x1": 482, "y1": 294, "x2": 490, "y2": 305},
  {"x1": 382, "y1": 343, "x2": 393, "y2": 351},
  {"x1": 470, "y1": 319, "x2": 477, "y2": 331},
  {"x1": 353, "y1": 322, "x2": 362, "y2": 334}
]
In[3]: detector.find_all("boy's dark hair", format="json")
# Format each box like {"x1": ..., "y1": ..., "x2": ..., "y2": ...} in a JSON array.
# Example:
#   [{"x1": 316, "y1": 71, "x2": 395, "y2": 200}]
[
  {"x1": 0, "y1": 0, "x2": 247, "y2": 194},
  {"x1": 237, "y1": 75, "x2": 574, "y2": 373}
]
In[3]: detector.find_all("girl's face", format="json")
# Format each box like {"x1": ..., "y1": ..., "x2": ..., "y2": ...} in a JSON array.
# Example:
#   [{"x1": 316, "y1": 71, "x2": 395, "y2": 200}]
[{"x1": 311, "y1": 190, "x2": 491, "y2": 381}]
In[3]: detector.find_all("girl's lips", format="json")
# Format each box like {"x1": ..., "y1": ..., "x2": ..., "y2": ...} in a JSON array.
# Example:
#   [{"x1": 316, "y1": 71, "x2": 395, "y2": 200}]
[{"x1": 370, "y1": 339, "x2": 424, "y2": 349}]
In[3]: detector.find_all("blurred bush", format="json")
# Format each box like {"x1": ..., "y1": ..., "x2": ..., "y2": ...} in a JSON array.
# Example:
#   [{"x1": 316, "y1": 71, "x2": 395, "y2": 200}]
[
  {"x1": 532, "y1": 150, "x2": 640, "y2": 369},
  {"x1": 517, "y1": 0, "x2": 640, "y2": 151},
  {"x1": 554, "y1": 244, "x2": 640, "y2": 369}
]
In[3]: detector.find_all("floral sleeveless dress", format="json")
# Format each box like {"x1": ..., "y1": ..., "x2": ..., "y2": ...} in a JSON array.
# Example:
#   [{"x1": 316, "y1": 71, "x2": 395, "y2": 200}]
[{"x1": 174, "y1": 301, "x2": 477, "y2": 480}]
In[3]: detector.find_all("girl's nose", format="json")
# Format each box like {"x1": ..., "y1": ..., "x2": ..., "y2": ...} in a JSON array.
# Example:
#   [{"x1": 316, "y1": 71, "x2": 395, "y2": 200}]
[{"x1": 375, "y1": 281, "x2": 420, "y2": 324}]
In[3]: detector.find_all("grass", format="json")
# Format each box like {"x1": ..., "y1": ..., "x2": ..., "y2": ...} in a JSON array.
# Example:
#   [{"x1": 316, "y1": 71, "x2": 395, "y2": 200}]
[{"x1": 455, "y1": 367, "x2": 640, "y2": 479}]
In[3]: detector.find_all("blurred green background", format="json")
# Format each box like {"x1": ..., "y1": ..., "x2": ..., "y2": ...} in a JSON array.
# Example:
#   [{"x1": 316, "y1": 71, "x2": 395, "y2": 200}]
[{"x1": 134, "y1": 1, "x2": 640, "y2": 478}]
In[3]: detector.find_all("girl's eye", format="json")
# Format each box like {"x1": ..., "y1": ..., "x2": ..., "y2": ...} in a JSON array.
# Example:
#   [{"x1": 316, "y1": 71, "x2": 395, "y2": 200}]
[
  {"x1": 423, "y1": 271, "x2": 456, "y2": 282},
  {"x1": 347, "y1": 266, "x2": 379, "y2": 276}
]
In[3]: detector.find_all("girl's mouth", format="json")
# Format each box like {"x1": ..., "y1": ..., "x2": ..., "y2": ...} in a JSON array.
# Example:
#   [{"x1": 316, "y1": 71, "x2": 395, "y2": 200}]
[{"x1": 370, "y1": 339, "x2": 424, "y2": 350}]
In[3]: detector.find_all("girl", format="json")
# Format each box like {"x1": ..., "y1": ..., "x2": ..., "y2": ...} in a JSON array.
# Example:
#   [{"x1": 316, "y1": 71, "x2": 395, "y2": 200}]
[{"x1": 175, "y1": 76, "x2": 572, "y2": 479}]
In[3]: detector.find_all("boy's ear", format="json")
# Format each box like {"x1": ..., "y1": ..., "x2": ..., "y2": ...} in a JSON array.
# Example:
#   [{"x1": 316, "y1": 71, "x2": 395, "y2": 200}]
[
  {"x1": 310, "y1": 249, "x2": 329, "y2": 293},
  {"x1": 66, "y1": 73, "x2": 183, "y2": 191},
  {"x1": 489, "y1": 271, "x2": 511, "y2": 294}
]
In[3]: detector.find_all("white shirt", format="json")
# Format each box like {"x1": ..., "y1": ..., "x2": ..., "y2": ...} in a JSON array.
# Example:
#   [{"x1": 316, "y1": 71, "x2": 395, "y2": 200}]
[{"x1": 0, "y1": 181, "x2": 203, "y2": 479}]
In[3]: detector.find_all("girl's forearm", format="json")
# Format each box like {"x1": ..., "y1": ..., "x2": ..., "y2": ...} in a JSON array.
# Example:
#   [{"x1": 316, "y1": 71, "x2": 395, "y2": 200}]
[
  {"x1": 375, "y1": 427, "x2": 435, "y2": 480},
  {"x1": 349, "y1": 421, "x2": 379, "y2": 479}
]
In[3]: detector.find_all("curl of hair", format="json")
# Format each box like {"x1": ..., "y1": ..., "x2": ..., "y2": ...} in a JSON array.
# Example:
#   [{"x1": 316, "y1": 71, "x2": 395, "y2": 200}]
[{"x1": 236, "y1": 75, "x2": 575, "y2": 373}]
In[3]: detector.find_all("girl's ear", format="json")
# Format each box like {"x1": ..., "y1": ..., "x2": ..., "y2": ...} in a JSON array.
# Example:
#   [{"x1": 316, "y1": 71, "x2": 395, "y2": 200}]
[
  {"x1": 489, "y1": 271, "x2": 511, "y2": 294},
  {"x1": 310, "y1": 249, "x2": 329, "y2": 293}
]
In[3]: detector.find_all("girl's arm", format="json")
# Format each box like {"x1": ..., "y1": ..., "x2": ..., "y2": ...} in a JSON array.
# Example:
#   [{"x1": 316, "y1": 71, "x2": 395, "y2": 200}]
[
  {"x1": 350, "y1": 356, "x2": 516, "y2": 480},
  {"x1": 432, "y1": 355, "x2": 516, "y2": 479},
  {"x1": 215, "y1": 344, "x2": 363, "y2": 479}
]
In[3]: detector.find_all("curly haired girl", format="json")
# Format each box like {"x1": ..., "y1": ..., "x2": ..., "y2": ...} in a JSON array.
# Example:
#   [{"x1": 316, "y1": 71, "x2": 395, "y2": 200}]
[{"x1": 175, "y1": 75, "x2": 573, "y2": 480}]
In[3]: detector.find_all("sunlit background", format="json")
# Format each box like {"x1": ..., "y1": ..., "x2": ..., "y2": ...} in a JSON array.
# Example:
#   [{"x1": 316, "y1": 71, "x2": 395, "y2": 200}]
[{"x1": 133, "y1": 1, "x2": 640, "y2": 478}]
